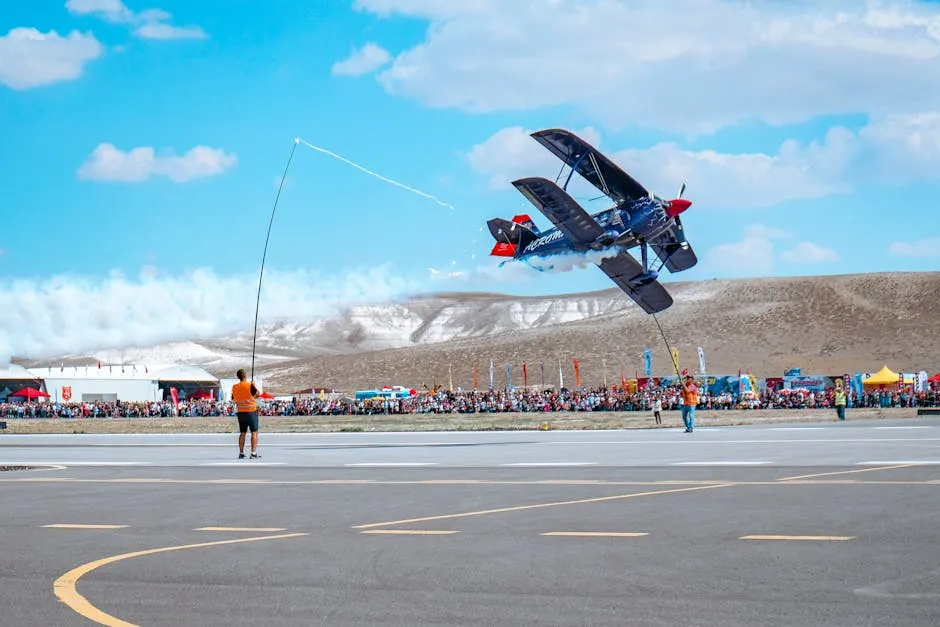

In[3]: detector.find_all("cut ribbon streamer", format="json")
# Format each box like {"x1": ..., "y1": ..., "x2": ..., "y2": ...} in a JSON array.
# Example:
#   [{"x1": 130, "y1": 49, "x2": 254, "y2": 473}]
[
  {"x1": 251, "y1": 136, "x2": 456, "y2": 379},
  {"x1": 295, "y1": 138, "x2": 455, "y2": 211}
]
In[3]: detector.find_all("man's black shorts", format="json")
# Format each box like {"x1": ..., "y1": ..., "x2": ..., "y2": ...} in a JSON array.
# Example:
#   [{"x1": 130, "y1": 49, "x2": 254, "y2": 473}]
[{"x1": 237, "y1": 411, "x2": 259, "y2": 433}]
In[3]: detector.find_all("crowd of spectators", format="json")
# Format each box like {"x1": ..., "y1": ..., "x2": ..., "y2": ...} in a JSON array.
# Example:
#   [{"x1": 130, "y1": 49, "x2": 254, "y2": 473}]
[{"x1": 2, "y1": 383, "x2": 938, "y2": 419}]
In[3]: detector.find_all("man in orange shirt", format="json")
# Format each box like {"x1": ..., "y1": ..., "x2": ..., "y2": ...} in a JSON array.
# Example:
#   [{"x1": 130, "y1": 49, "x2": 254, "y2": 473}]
[
  {"x1": 680, "y1": 374, "x2": 699, "y2": 433},
  {"x1": 231, "y1": 368, "x2": 261, "y2": 459}
]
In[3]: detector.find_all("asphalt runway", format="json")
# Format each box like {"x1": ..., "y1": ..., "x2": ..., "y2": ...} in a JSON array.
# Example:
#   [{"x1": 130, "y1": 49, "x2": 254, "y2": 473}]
[{"x1": 1, "y1": 416, "x2": 939, "y2": 626}]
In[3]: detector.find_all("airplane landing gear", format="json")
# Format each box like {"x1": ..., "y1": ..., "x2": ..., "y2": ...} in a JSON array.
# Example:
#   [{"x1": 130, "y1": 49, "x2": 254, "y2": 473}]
[{"x1": 632, "y1": 240, "x2": 659, "y2": 285}]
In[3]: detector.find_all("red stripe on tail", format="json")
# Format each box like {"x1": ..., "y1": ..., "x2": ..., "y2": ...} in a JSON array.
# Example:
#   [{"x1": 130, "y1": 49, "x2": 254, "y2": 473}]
[{"x1": 490, "y1": 242, "x2": 517, "y2": 257}]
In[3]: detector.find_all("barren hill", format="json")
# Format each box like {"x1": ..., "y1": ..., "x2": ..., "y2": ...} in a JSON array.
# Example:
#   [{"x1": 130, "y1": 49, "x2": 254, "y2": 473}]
[
  {"x1": 257, "y1": 271, "x2": 939, "y2": 392},
  {"x1": 19, "y1": 271, "x2": 939, "y2": 392}
]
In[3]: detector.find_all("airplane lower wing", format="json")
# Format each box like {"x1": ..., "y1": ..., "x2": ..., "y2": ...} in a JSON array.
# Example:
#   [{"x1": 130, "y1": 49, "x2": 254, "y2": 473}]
[
  {"x1": 530, "y1": 129, "x2": 649, "y2": 205},
  {"x1": 649, "y1": 224, "x2": 698, "y2": 273},
  {"x1": 512, "y1": 177, "x2": 606, "y2": 247},
  {"x1": 597, "y1": 251, "x2": 674, "y2": 314}
]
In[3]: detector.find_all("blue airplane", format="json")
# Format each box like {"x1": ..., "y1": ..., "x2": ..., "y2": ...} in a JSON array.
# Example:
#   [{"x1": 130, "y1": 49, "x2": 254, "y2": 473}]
[{"x1": 486, "y1": 128, "x2": 697, "y2": 314}]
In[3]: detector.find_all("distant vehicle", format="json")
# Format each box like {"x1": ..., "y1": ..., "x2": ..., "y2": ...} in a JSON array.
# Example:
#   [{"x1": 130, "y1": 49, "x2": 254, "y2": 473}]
[{"x1": 487, "y1": 128, "x2": 698, "y2": 314}]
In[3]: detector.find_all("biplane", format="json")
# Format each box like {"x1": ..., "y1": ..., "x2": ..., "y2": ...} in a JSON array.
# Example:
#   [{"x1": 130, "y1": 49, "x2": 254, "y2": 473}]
[{"x1": 486, "y1": 128, "x2": 698, "y2": 314}]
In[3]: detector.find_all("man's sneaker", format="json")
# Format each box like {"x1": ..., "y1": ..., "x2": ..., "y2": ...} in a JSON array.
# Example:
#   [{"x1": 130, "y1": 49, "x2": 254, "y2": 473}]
[
  {"x1": 238, "y1": 453, "x2": 246, "y2": 459},
  {"x1": 250, "y1": 452, "x2": 261, "y2": 459}
]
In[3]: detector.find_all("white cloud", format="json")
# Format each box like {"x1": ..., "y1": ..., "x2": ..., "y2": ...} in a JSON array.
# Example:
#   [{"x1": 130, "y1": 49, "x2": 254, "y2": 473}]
[
  {"x1": 745, "y1": 224, "x2": 792, "y2": 239},
  {"x1": 780, "y1": 242, "x2": 840, "y2": 263},
  {"x1": 465, "y1": 115, "x2": 940, "y2": 208},
  {"x1": 704, "y1": 236, "x2": 775, "y2": 276},
  {"x1": 0, "y1": 27, "x2": 104, "y2": 89},
  {"x1": 353, "y1": 0, "x2": 940, "y2": 134},
  {"x1": 133, "y1": 22, "x2": 206, "y2": 40},
  {"x1": 77, "y1": 143, "x2": 238, "y2": 183},
  {"x1": 66, "y1": 0, "x2": 135, "y2": 23},
  {"x1": 0, "y1": 265, "x2": 421, "y2": 363},
  {"x1": 466, "y1": 126, "x2": 602, "y2": 193},
  {"x1": 888, "y1": 236, "x2": 940, "y2": 258},
  {"x1": 332, "y1": 43, "x2": 391, "y2": 76},
  {"x1": 66, "y1": 0, "x2": 206, "y2": 40}
]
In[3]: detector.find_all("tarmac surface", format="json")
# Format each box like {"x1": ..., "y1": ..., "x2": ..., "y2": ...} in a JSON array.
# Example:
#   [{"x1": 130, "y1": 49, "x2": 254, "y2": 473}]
[{"x1": 1, "y1": 416, "x2": 939, "y2": 626}]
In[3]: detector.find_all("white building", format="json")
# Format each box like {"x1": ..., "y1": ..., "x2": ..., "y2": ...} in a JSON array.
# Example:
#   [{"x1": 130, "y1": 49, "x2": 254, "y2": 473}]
[{"x1": 25, "y1": 363, "x2": 220, "y2": 403}]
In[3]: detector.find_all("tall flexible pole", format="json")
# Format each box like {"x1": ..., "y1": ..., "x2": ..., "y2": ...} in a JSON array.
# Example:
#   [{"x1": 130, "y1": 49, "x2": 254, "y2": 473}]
[
  {"x1": 251, "y1": 139, "x2": 299, "y2": 382},
  {"x1": 653, "y1": 313, "x2": 682, "y2": 379}
]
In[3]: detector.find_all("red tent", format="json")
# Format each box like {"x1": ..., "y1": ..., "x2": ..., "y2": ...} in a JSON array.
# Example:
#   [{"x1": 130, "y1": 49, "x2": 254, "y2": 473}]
[
  {"x1": 258, "y1": 391, "x2": 275, "y2": 399},
  {"x1": 11, "y1": 387, "x2": 50, "y2": 400},
  {"x1": 929, "y1": 373, "x2": 940, "y2": 383}
]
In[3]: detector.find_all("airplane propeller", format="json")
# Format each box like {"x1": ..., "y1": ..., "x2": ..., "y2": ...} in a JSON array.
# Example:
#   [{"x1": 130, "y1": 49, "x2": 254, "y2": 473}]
[
  {"x1": 666, "y1": 179, "x2": 691, "y2": 248},
  {"x1": 665, "y1": 179, "x2": 691, "y2": 219}
]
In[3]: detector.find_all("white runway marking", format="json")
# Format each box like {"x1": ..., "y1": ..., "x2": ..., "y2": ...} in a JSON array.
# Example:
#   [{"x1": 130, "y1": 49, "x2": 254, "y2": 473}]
[
  {"x1": 548, "y1": 438, "x2": 940, "y2": 444},
  {"x1": 770, "y1": 427, "x2": 825, "y2": 431},
  {"x1": 344, "y1": 462, "x2": 439, "y2": 467},
  {"x1": 857, "y1": 460, "x2": 940, "y2": 465},
  {"x1": 672, "y1": 461, "x2": 772, "y2": 466},
  {"x1": 200, "y1": 462, "x2": 287, "y2": 466},
  {"x1": 19, "y1": 461, "x2": 154, "y2": 466},
  {"x1": 873, "y1": 426, "x2": 931, "y2": 430},
  {"x1": 500, "y1": 462, "x2": 598, "y2": 467}
]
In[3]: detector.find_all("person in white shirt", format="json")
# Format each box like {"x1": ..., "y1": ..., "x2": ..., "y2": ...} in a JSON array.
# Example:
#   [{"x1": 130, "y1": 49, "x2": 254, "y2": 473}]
[{"x1": 652, "y1": 397, "x2": 662, "y2": 425}]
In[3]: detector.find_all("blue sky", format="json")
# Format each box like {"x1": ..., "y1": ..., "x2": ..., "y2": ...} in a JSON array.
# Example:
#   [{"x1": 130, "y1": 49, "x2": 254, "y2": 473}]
[{"x1": 1, "y1": 0, "x2": 939, "y2": 360}]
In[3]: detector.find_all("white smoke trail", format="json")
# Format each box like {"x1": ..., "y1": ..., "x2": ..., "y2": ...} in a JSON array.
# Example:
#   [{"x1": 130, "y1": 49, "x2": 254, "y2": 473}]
[
  {"x1": 428, "y1": 248, "x2": 625, "y2": 286},
  {"x1": 295, "y1": 138, "x2": 455, "y2": 210}
]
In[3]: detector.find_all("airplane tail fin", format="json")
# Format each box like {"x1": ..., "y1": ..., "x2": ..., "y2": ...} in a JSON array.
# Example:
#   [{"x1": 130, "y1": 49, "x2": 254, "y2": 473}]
[
  {"x1": 487, "y1": 215, "x2": 540, "y2": 257},
  {"x1": 512, "y1": 214, "x2": 541, "y2": 236}
]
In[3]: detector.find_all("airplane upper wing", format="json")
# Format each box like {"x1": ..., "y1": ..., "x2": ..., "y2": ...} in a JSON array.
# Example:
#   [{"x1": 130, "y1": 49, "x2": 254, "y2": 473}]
[
  {"x1": 512, "y1": 177, "x2": 606, "y2": 247},
  {"x1": 648, "y1": 223, "x2": 698, "y2": 273},
  {"x1": 530, "y1": 129, "x2": 649, "y2": 204},
  {"x1": 596, "y1": 251, "x2": 674, "y2": 314}
]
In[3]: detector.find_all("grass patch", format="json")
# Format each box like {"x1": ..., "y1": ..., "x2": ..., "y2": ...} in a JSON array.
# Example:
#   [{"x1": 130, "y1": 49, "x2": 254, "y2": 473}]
[{"x1": 0, "y1": 407, "x2": 919, "y2": 434}]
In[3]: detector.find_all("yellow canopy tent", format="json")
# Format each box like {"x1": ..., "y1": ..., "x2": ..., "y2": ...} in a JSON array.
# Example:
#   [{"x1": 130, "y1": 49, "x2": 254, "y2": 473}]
[{"x1": 863, "y1": 366, "x2": 899, "y2": 386}]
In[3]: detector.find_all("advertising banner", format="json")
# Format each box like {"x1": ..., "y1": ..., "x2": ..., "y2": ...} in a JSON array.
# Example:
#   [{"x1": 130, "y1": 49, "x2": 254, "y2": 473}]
[{"x1": 783, "y1": 376, "x2": 831, "y2": 393}]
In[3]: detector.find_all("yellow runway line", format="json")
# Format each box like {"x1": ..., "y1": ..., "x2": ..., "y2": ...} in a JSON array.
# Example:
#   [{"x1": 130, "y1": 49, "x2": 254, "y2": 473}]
[
  {"x1": 360, "y1": 530, "x2": 459, "y2": 535},
  {"x1": 194, "y1": 527, "x2": 286, "y2": 532},
  {"x1": 42, "y1": 524, "x2": 128, "y2": 530},
  {"x1": 740, "y1": 535, "x2": 856, "y2": 541},
  {"x1": 53, "y1": 532, "x2": 307, "y2": 627},
  {"x1": 541, "y1": 532, "x2": 648, "y2": 537},
  {"x1": 777, "y1": 463, "x2": 918, "y2": 481},
  {"x1": 353, "y1": 483, "x2": 734, "y2": 530}
]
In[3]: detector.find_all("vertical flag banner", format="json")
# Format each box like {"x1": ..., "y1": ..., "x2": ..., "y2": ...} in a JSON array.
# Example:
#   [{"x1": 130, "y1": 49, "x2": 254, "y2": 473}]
[
  {"x1": 522, "y1": 361, "x2": 528, "y2": 389},
  {"x1": 448, "y1": 364, "x2": 453, "y2": 392},
  {"x1": 573, "y1": 359, "x2": 581, "y2": 388},
  {"x1": 540, "y1": 363, "x2": 545, "y2": 387},
  {"x1": 602, "y1": 358, "x2": 608, "y2": 388},
  {"x1": 697, "y1": 347, "x2": 707, "y2": 394},
  {"x1": 558, "y1": 361, "x2": 564, "y2": 389},
  {"x1": 621, "y1": 362, "x2": 627, "y2": 389},
  {"x1": 643, "y1": 348, "x2": 652, "y2": 378},
  {"x1": 506, "y1": 362, "x2": 512, "y2": 389},
  {"x1": 489, "y1": 360, "x2": 494, "y2": 390}
]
